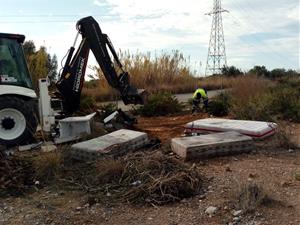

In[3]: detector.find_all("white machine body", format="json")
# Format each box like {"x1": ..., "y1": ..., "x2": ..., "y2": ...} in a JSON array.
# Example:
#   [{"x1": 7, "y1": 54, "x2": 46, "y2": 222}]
[
  {"x1": 0, "y1": 85, "x2": 37, "y2": 98},
  {"x1": 38, "y1": 78, "x2": 56, "y2": 133}
]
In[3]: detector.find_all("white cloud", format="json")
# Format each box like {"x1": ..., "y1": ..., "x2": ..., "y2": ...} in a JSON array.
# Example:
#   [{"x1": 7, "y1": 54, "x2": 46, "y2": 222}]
[
  {"x1": 2, "y1": 0, "x2": 297, "y2": 77},
  {"x1": 93, "y1": 0, "x2": 106, "y2": 7},
  {"x1": 91, "y1": 0, "x2": 299, "y2": 72}
]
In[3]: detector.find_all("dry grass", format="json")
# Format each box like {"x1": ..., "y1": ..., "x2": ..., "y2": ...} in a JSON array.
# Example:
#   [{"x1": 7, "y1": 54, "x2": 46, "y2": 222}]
[
  {"x1": 230, "y1": 76, "x2": 272, "y2": 101},
  {"x1": 228, "y1": 76, "x2": 276, "y2": 121},
  {"x1": 83, "y1": 51, "x2": 199, "y2": 102},
  {"x1": 197, "y1": 76, "x2": 236, "y2": 90},
  {"x1": 82, "y1": 50, "x2": 274, "y2": 104},
  {"x1": 33, "y1": 151, "x2": 62, "y2": 183},
  {"x1": 0, "y1": 153, "x2": 35, "y2": 196},
  {"x1": 120, "y1": 51, "x2": 196, "y2": 92},
  {"x1": 234, "y1": 182, "x2": 272, "y2": 213}
]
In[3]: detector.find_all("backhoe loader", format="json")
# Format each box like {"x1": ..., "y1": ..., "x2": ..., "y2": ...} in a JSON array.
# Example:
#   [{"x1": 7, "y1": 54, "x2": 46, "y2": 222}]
[{"x1": 0, "y1": 16, "x2": 144, "y2": 146}]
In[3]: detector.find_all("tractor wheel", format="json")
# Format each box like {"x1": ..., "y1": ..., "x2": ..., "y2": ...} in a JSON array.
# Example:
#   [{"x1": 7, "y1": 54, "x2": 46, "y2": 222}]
[{"x1": 0, "y1": 96, "x2": 38, "y2": 146}]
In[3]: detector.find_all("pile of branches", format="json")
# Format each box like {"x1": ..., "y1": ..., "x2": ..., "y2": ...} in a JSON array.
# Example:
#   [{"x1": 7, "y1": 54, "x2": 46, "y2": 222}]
[
  {"x1": 62, "y1": 151, "x2": 204, "y2": 205},
  {"x1": 0, "y1": 152, "x2": 35, "y2": 197}
]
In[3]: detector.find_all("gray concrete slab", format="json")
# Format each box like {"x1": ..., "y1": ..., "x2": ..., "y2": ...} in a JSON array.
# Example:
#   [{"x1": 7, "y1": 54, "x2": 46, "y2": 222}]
[
  {"x1": 171, "y1": 131, "x2": 254, "y2": 160},
  {"x1": 71, "y1": 129, "x2": 149, "y2": 161}
]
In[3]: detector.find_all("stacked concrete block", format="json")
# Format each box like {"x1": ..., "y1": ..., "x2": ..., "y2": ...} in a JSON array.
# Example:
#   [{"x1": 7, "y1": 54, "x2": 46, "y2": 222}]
[
  {"x1": 71, "y1": 129, "x2": 149, "y2": 161},
  {"x1": 171, "y1": 131, "x2": 254, "y2": 161}
]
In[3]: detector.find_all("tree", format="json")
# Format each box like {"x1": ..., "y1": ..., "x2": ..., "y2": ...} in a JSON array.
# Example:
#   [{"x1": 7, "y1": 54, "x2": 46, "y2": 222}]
[
  {"x1": 248, "y1": 65, "x2": 270, "y2": 77},
  {"x1": 221, "y1": 66, "x2": 242, "y2": 77},
  {"x1": 47, "y1": 54, "x2": 58, "y2": 82},
  {"x1": 23, "y1": 41, "x2": 58, "y2": 89},
  {"x1": 269, "y1": 68, "x2": 286, "y2": 79},
  {"x1": 23, "y1": 40, "x2": 36, "y2": 61}
]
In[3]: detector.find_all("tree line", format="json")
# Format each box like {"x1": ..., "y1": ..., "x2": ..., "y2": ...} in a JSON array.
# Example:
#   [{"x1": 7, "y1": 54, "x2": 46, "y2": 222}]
[{"x1": 221, "y1": 65, "x2": 299, "y2": 78}]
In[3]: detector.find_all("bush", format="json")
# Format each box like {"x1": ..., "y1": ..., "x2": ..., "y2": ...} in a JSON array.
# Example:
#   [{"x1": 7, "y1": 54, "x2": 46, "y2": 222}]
[
  {"x1": 229, "y1": 77, "x2": 300, "y2": 122},
  {"x1": 207, "y1": 92, "x2": 231, "y2": 116},
  {"x1": 80, "y1": 94, "x2": 96, "y2": 111},
  {"x1": 269, "y1": 85, "x2": 300, "y2": 122},
  {"x1": 138, "y1": 91, "x2": 182, "y2": 117},
  {"x1": 232, "y1": 92, "x2": 275, "y2": 121}
]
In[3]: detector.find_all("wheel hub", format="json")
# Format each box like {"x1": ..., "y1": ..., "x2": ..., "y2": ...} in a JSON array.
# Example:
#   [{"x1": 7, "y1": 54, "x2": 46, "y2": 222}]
[
  {"x1": 1, "y1": 117, "x2": 15, "y2": 130},
  {"x1": 0, "y1": 108, "x2": 26, "y2": 141}
]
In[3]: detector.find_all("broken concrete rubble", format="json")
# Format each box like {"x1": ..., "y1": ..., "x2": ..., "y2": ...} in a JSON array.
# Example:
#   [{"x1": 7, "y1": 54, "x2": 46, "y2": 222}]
[
  {"x1": 171, "y1": 131, "x2": 254, "y2": 160},
  {"x1": 184, "y1": 118, "x2": 277, "y2": 139},
  {"x1": 71, "y1": 129, "x2": 149, "y2": 161}
]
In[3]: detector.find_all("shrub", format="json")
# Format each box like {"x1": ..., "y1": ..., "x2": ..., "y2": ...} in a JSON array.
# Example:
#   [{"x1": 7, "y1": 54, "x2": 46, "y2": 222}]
[
  {"x1": 80, "y1": 93, "x2": 96, "y2": 111},
  {"x1": 269, "y1": 85, "x2": 300, "y2": 122},
  {"x1": 229, "y1": 76, "x2": 274, "y2": 121},
  {"x1": 228, "y1": 76, "x2": 300, "y2": 122},
  {"x1": 138, "y1": 91, "x2": 182, "y2": 117},
  {"x1": 231, "y1": 92, "x2": 275, "y2": 121},
  {"x1": 207, "y1": 92, "x2": 231, "y2": 116}
]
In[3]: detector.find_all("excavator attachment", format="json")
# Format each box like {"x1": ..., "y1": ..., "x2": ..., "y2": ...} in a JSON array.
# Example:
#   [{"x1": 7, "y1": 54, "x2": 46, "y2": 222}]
[{"x1": 56, "y1": 16, "x2": 145, "y2": 114}]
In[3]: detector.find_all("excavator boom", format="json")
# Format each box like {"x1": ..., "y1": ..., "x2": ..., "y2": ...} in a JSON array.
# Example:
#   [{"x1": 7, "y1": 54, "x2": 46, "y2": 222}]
[{"x1": 57, "y1": 16, "x2": 144, "y2": 114}]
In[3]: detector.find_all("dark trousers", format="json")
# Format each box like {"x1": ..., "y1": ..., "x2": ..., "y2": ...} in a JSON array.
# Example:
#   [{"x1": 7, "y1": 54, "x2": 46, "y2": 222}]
[{"x1": 192, "y1": 98, "x2": 208, "y2": 113}]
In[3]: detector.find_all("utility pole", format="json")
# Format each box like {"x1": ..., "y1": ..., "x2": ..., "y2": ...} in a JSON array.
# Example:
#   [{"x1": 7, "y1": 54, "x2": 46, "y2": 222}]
[{"x1": 205, "y1": 0, "x2": 228, "y2": 76}]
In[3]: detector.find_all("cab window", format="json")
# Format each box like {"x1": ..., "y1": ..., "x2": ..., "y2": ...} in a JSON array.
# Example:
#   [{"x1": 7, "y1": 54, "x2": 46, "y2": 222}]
[{"x1": 0, "y1": 38, "x2": 33, "y2": 89}]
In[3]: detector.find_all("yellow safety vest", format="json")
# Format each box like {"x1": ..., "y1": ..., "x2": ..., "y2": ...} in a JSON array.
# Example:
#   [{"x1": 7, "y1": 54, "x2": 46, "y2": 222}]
[{"x1": 193, "y1": 88, "x2": 207, "y2": 99}]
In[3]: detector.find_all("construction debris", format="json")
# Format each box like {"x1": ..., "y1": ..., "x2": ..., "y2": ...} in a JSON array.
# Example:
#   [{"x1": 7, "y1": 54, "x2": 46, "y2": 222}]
[
  {"x1": 41, "y1": 142, "x2": 57, "y2": 152},
  {"x1": 0, "y1": 152, "x2": 35, "y2": 196},
  {"x1": 54, "y1": 112, "x2": 96, "y2": 144},
  {"x1": 18, "y1": 142, "x2": 43, "y2": 152},
  {"x1": 71, "y1": 129, "x2": 149, "y2": 161},
  {"x1": 62, "y1": 151, "x2": 204, "y2": 205},
  {"x1": 171, "y1": 131, "x2": 254, "y2": 160},
  {"x1": 184, "y1": 118, "x2": 277, "y2": 139},
  {"x1": 103, "y1": 109, "x2": 137, "y2": 129}
]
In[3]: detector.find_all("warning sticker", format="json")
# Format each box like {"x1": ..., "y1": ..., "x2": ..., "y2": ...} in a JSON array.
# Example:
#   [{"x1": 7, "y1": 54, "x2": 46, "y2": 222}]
[{"x1": 0, "y1": 75, "x2": 17, "y2": 83}]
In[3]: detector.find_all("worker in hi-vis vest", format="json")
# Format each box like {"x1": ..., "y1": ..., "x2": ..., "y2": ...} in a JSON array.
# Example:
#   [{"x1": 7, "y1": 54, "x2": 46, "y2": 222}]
[{"x1": 192, "y1": 88, "x2": 208, "y2": 113}]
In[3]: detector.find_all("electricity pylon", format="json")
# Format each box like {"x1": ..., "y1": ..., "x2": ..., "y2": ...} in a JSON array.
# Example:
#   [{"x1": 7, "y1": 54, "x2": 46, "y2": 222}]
[{"x1": 205, "y1": 0, "x2": 228, "y2": 76}]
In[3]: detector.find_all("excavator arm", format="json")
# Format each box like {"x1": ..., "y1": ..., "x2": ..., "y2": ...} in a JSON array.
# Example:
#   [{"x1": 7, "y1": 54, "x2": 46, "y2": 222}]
[{"x1": 56, "y1": 16, "x2": 144, "y2": 114}]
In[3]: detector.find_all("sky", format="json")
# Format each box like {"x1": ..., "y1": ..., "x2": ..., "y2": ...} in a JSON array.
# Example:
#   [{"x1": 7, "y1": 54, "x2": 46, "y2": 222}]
[{"x1": 1, "y1": 0, "x2": 299, "y2": 76}]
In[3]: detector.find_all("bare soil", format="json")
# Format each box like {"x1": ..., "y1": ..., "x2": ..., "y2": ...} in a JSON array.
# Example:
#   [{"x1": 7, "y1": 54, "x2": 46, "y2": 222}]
[{"x1": 1, "y1": 113, "x2": 300, "y2": 225}]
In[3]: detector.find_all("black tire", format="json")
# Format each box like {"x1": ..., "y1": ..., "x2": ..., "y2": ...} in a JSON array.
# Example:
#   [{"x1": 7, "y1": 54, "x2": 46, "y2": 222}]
[{"x1": 0, "y1": 96, "x2": 38, "y2": 146}]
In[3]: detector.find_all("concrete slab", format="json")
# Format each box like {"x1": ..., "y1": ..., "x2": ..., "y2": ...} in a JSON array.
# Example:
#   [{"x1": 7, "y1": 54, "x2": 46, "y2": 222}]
[
  {"x1": 171, "y1": 131, "x2": 254, "y2": 160},
  {"x1": 55, "y1": 113, "x2": 96, "y2": 144},
  {"x1": 184, "y1": 118, "x2": 277, "y2": 139},
  {"x1": 71, "y1": 129, "x2": 149, "y2": 161}
]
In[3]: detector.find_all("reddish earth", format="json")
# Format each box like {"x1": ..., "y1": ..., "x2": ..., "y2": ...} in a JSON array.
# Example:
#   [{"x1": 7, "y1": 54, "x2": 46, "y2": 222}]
[
  {"x1": 1, "y1": 113, "x2": 300, "y2": 225},
  {"x1": 135, "y1": 113, "x2": 208, "y2": 143}
]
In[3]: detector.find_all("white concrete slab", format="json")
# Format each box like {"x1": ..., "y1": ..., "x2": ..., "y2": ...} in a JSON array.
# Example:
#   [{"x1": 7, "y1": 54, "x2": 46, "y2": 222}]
[
  {"x1": 184, "y1": 118, "x2": 277, "y2": 139},
  {"x1": 71, "y1": 129, "x2": 149, "y2": 161},
  {"x1": 172, "y1": 131, "x2": 253, "y2": 160},
  {"x1": 56, "y1": 112, "x2": 97, "y2": 144}
]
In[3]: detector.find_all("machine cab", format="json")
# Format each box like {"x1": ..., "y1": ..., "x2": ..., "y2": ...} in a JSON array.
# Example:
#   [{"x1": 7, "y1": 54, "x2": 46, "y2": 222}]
[{"x1": 0, "y1": 33, "x2": 33, "y2": 89}]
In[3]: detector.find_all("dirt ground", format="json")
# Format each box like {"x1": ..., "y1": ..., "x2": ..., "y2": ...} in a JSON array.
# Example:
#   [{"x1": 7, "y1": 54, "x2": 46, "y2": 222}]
[{"x1": 1, "y1": 113, "x2": 300, "y2": 225}]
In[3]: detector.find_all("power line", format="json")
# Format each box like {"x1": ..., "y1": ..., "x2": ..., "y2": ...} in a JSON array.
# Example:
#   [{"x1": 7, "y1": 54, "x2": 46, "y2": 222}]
[
  {"x1": 0, "y1": 14, "x2": 113, "y2": 17},
  {"x1": 0, "y1": 20, "x2": 74, "y2": 23}
]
